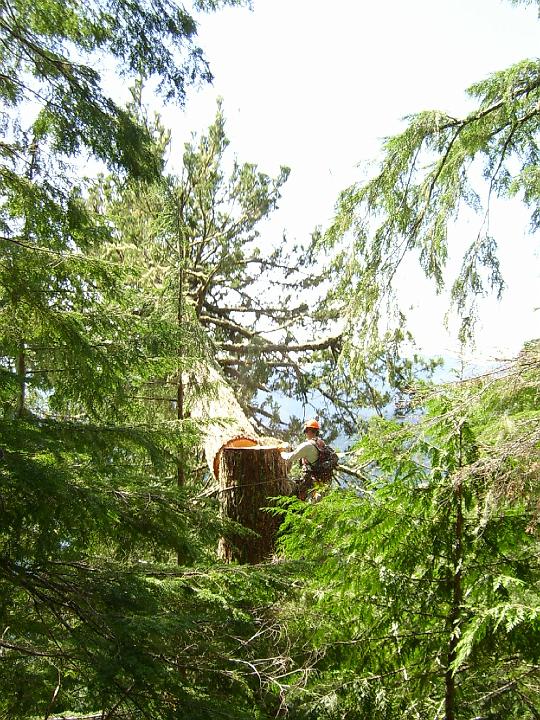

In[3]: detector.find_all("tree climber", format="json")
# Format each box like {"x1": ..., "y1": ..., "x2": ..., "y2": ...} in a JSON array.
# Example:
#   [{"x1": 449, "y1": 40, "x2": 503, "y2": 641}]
[{"x1": 281, "y1": 419, "x2": 338, "y2": 500}]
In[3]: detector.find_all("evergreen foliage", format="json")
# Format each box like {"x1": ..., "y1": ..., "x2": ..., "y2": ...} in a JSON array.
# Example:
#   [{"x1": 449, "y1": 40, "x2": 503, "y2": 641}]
[
  {"x1": 91, "y1": 99, "x2": 432, "y2": 438},
  {"x1": 324, "y1": 6, "x2": 540, "y2": 348},
  {"x1": 2, "y1": 0, "x2": 539, "y2": 717},
  {"x1": 0, "y1": 1, "x2": 292, "y2": 718},
  {"x1": 275, "y1": 341, "x2": 540, "y2": 719}
]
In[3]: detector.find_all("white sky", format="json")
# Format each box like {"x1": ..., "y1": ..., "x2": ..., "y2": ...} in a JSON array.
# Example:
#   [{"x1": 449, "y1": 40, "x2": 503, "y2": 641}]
[{"x1": 157, "y1": 0, "x2": 540, "y2": 364}]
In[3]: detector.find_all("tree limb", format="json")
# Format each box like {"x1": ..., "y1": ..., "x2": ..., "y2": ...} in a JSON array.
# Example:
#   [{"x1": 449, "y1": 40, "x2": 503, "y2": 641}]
[{"x1": 217, "y1": 336, "x2": 342, "y2": 355}]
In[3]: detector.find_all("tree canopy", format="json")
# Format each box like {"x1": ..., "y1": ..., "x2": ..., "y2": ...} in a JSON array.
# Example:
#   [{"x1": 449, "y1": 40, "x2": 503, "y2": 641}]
[
  {"x1": 0, "y1": 1, "x2": 294, "y2": 718},
  {"x1": 90, "y1": 97, "x2": 431, "y2": 438},
  {"x1": 1, "y1": 0, "x2": 539, "y2": 718},
  {"x1": 324, "y1": 50, "x2": 540, "y2": 353},
  {"x1": 275, "y1": 340, "x2": 540, "y2": 719}
]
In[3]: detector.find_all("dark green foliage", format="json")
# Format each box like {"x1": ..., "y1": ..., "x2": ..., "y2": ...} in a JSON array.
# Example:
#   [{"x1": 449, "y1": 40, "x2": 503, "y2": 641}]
[
  {"x1": 0, "y1": 552, "x2": 291, "y2": 718},
  {"x1": 0, "y1": 396, "x2": 294, "y2": 717},
  {"x1": 0, "y1": 265, "x2": 289, "y2": 718},
  {"x1": 275, "y1": 342, "x2": 540, "y2": 719},
  {"x1": 2, "y1": 0, "x2": 539, "y2": 717},
  {"x1": 0, "y1": 0, "x2": 249, "y2": 175},
  {"x1": 0, "y1": 1, "x2": 293, "y2": 717}
]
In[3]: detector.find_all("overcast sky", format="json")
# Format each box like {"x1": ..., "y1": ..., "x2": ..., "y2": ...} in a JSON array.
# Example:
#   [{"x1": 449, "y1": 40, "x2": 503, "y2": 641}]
[{"x1": 158, "y1": 0, "x2": 540, "y2": 363}]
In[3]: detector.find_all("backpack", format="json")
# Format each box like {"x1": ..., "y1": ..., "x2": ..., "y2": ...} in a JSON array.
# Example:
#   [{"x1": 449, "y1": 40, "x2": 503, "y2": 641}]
[{"x1": 306, "y1": 438, "x2": 339, "y2": 481}]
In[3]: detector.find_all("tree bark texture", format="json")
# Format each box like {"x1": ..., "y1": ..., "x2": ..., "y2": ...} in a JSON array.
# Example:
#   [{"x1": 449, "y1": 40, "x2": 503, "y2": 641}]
[
  {"x1": 187, "y1": 362, "x2": 289, "y2": 563},
  {"x1": 217, "y1": 445, "x2": 289, "y2": 564}
]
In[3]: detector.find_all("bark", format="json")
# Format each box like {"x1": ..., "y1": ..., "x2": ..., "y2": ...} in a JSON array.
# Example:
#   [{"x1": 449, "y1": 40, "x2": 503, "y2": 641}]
[
  {"x1": 187, "y1": 362, "x2": 289, "y2": 564},
  {"x1": 217, "y1": 445, "x2": 289, "y2": 564}
]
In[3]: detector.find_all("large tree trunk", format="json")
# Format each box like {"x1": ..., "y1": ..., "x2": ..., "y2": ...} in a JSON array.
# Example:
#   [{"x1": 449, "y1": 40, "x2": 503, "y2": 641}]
[
  {"x1": 188, "y1": 363, "x2": 259, "y2": 480},
  {"x1": 187, "y1": 362, "x2": 289, "y2": 563},
  {"x1": 217, "y1": 444, "x2": 289, "y2": 564}
]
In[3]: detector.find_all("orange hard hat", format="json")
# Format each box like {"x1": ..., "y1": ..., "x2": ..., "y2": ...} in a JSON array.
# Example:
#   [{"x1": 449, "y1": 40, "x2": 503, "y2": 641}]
[{"x1": 303, "y1": 419, "x2": 320, "y2": 431}]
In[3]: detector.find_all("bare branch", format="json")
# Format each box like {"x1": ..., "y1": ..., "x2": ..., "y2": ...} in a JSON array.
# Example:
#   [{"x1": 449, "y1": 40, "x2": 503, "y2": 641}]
[{"x1": 218, "y1": 335, "x2": 342, "y2": 355}]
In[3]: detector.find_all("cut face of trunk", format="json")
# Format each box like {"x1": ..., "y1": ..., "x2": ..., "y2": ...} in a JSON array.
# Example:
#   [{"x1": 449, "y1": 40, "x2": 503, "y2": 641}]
[{"x1": 217, "y1": 445, "x2": 290, "y2": 564}]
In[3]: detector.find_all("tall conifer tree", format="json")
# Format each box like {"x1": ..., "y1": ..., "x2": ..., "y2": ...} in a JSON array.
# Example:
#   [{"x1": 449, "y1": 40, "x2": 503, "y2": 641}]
[
  {"x1": 275, "y1": 343, "x2": 540, "y2": 719},
  {"x1": 0, "y1": 2, "x2": 295, "y2": 718}
]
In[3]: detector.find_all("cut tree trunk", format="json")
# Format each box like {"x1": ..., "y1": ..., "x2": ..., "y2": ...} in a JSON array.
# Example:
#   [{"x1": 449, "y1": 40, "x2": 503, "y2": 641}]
[
  {"x1": 217, "y1": 444, "x2": 289, "y2": 564},
  {"x1": 187, "y1": 362, "x2": 290, "y2": 563}
]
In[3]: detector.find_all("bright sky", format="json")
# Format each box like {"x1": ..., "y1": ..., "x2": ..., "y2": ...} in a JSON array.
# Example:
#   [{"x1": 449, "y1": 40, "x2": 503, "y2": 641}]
[{"x1": 159, "y1": 0, "x2": 540, "y2": 364}]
